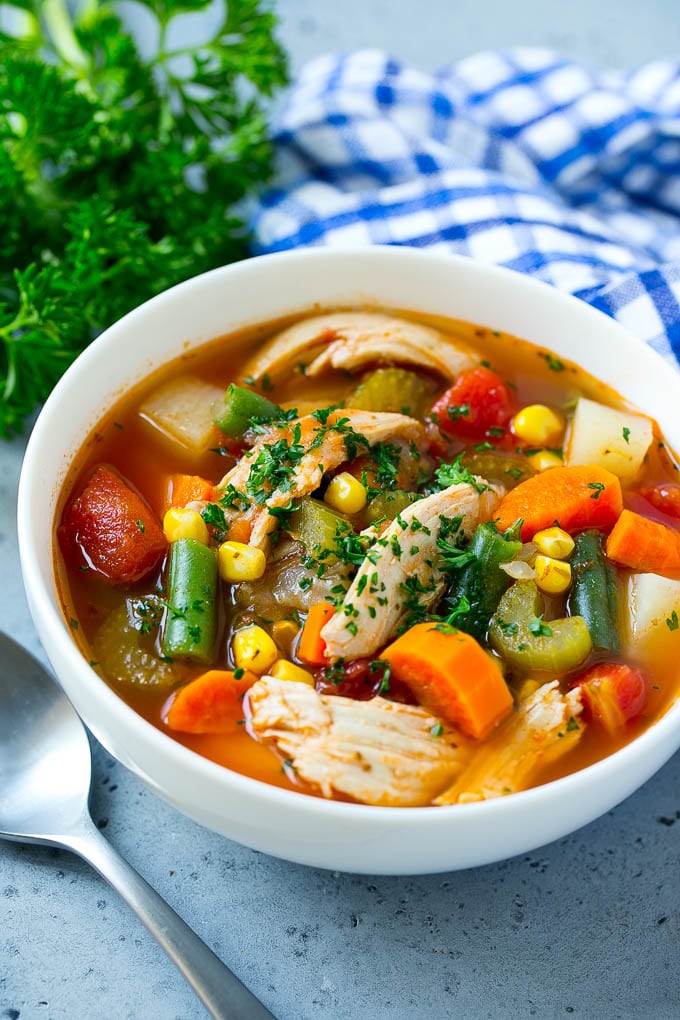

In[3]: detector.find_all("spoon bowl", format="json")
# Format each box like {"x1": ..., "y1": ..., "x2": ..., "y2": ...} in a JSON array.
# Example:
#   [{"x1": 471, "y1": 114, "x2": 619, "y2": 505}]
[
  {"x1": 0, "y1": 633, "x2": 91, "y2": 843},
  {"x1": 0, "y1": 631, "x2": 274, "y2": 1020}
]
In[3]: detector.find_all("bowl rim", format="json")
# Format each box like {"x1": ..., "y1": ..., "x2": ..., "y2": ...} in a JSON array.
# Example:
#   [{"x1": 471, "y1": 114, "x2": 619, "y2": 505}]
[{"x1": 18, "y1": 245, "x2": 680, "y2": 832}]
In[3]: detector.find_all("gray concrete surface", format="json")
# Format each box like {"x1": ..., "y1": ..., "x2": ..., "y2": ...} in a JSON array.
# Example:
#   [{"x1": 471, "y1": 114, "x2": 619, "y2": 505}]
[{"x1": 3, "y1": 3, "x2": 680, "y2": 1019}]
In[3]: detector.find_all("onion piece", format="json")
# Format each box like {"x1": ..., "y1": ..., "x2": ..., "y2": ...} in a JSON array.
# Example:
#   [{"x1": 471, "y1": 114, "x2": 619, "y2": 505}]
[{"x1": 500, "y1": 559, "x2": 536, "y2": 580}]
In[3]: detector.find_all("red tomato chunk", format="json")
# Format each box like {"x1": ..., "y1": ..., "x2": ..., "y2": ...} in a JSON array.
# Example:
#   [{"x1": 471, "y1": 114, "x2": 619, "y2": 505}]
[
  {"x1": 430, "y1": 367, "x2": 514, "y2": 442},
  {"x1": 571, "y1": 662, "x2": 646, "y2": 734},
  {"x1": 58, "y1": 465, "x2": 167, "y2": 584}
]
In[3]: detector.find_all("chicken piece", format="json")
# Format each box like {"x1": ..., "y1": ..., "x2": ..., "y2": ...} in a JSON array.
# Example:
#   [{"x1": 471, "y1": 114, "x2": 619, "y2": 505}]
[
  {"x1": 242, "y1": 312, "x2": 477, "y2": 387},
  {"x1": 435, "y1": 681, "x2": 584, "y2": 805},
  {"x1": 247, "y1": 676, "x2": 473, "y2": 806},
  {"x1": 321, "y1": 480, "x2": 502, "y2": 661},
  {"x1": 220, "y1": 409, "x2": 425, "y2": 549}
]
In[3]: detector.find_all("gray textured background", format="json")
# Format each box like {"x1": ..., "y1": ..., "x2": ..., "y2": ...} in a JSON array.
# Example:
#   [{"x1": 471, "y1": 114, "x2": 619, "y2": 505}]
[{"x1": 3, "y1": 2, "x2": 680, "y2": 1018}]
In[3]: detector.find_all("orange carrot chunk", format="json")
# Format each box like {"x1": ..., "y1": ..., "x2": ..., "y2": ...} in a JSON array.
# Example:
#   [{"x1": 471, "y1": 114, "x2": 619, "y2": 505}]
[
  {"x1": 164, "y1": 669, "x2": 257, "y2": 734},
  {"x1": 494, "y1": 465, "x2": 623, "y2": 540},
  {"x1": 383, "y1": 623, "x2": 513, "y2": 740},
  {"x1": 58, "y1": 464, "x2": 167, "y2": 584},
  {"x1": 606, "y1": 508, "x2": 680, "y2": 574},
  {"x1": 298, "y1": 600, "x2": 335, "y2": 666},
  {"x1": 167, "y1": 473, "x2": 214, "y2": 510}
]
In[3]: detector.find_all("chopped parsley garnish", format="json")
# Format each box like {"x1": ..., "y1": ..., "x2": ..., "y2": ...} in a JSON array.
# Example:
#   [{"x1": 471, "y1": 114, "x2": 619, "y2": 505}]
[
  {"x1": 201, "y1": 502, "x2": 229, "y2": 541},
  {"x1": 136, "y1": 519, "x2": 145, "y2": 534},
  {"x1": 622, "y1": 426, "x2": 631, "y2": 444},
  {"x1": 430, "y1": 723, "x2": 444, "y2": 737},
  {"x1": 447, "y1": 403, "x2": 470, "y2": 422},
  {"x1": 233, "y1": 668, "x2": 245, "y2": 679},
  {"x1": 495, "y1": 618, "x2": 519, "y2": 636},
  {"x1": 540, "y1": 352, "x2": 566, "y2": 372},
  {"x1": 566, "y1": 716, "x2": 580, "y2": 732},
  {"x1": 587, "y1": 482, "x2": 605, "y2": 500},
  {"x1": 528, "y1": 615, "x2": 552, "y2": 637},
  {"x1": 666, "y1": 610, "x2": 679, "y2": 632},
  {"x1": 434, "y1": 454, "x2": 489, "y2": 494}
]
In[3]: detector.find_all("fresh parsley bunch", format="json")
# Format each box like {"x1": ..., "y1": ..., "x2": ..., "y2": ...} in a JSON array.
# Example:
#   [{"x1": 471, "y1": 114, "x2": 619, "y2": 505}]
[{"x1": 0, "y1": 0, "x2": 287, "y2": 435}]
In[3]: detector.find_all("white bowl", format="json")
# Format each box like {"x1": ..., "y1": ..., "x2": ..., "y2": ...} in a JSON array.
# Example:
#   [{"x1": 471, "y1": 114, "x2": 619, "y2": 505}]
[{"x1": 18, "y1": 247, "x2": 680, "y2": 875}]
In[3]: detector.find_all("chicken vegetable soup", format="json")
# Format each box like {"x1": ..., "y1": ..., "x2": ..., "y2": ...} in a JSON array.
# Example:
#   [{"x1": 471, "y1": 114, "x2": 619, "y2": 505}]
[{"x1": 56, "y1": 310, "x2": 680, "y2": 806}]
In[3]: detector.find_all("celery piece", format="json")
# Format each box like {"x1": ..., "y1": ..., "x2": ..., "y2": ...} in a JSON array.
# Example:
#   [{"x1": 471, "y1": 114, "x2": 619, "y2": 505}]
[
  {"x1": 365, "y1": 490, "x2": 418, "y2": 524},
  {"x1": 347, "y1": 368, "x2": 433, "y2": 418},
  {"x1": 489, "y1": 580, "x2": 592, "y2": 673},
  {"x1": 288, "y1": 499, "x2": 349, "y2": 563},
  {"x1": 213, "y1": 384, "x2": 283, "y2": 437},
  {"x1": 162, "y1": 539, "x2": 218, "y2": 664},
  {"x1": 460, "y1": 450, "x2": 535, "y2": 490}
]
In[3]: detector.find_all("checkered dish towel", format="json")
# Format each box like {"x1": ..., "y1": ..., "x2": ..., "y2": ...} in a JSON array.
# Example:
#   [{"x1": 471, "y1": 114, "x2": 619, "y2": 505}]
[{"x1": 252, "y1": 48, "x2": 680, "y2": 365}]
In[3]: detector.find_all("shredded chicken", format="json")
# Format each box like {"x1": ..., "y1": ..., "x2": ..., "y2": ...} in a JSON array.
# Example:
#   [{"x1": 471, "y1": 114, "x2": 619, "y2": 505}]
[
  {"x1": 435, "y1": 681, "x2": 584, "y2": 805},
  {"x1": 247, "y1": 676, "x2": 472, "y2": 807},
  {"x1": 321, "y1": 479, "x2": 503, "y2": 660},
  {"x1": 219, "y1": 409, "x2": 425, "y2": 549},
  {"x1": 242, "y1": 312, "x2": 477, "y2": 387}
]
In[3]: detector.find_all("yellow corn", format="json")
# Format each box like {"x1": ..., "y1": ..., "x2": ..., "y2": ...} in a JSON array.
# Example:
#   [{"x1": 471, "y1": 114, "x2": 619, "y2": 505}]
[
  {"x1": 163, "y1": 507, "x2": 209, "y2": 545},
  {"x1": 232, "y1": 625, "x2": 278, "y2": 675},
  {"x1": 324, "y1": 471, "x2": 368, "y2": 514},
  {"x1": 533, "y1": 526, "x2": 575, "y2": 560},
  {"x1": 534, "y1": 554, "x2": 572, "y2": 595},
  {"x1": 218, "y1": 541, "x2": 266, "y2": 583},
  {"x1": 270, "y1": 659, "x2": 315, "y2": 686},
  {"x1": 512, "y1": 404, "x2": 565, "y2": 446},
  {"x1": 272, "y1": 619, "x2": 299, "y2": 655},
  {"x1": 527, "y1": 449, "x2": 563, "y2": 472}
]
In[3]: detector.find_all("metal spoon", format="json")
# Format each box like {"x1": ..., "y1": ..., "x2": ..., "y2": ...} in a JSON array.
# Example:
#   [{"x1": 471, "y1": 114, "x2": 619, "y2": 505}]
[{"x1": 0, "y1": 631, "x2": 275, "y2": 1020}]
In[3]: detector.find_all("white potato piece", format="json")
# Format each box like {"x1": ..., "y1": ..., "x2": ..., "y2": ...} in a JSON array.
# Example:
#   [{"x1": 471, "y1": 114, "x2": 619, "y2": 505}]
[
  {"x1": 139, "y1": 376, "x2": 224, "y2": 454},
  {"x1": 565, "y1": 396, "x2": 653, "y2": 481},
  {"x1": 625, "y1": 572, "x2": 680, "y2": 660}
]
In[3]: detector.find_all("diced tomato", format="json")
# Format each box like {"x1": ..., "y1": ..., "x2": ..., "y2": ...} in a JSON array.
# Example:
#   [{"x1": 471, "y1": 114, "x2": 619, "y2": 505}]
[
  {"x1": 640, "y1": 484, "x2": 680, "y2": 521},
  {"x1": 314, "y1": 657, "x2": 414, "y2": 703},
  {"x1": 430, "y1": 367, "x2": 514, "y2": 442},
  {"x1": 570, "y1": 662, "x2": 646, "y2": 733},
  {"x1": 58, "y1": 465, "x2": 167, "y2": 584}
]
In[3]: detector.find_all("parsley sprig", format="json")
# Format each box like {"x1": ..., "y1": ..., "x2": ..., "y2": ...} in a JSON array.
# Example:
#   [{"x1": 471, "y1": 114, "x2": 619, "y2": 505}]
[{"x1": 0, "y1": 0, "x2": 288, "y2": 435}]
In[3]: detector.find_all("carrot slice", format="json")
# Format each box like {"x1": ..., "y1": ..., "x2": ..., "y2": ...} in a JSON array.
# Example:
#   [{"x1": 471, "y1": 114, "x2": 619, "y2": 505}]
[
  {"x1": 167, "y1": 473, "x2": 214, "y2": 510},
  {"x1": 494, "y1": 465, "x2": 622, "y2": 540},
  {"x1": 298, "y1": 601, "x2": 335, "y2": 666},
  {"x1": 606, "y1": 508, "x2": 680, "y2": 573},
  {"x1": 226, "y1": 516, "x2": 253, "y2": 545},
  {"x1": 383, "y1": 623, "x2": 513, "y2": 739},
  {"x1": 164, "y1": 669, "x2": 257, "y2": 733},
  {"x1": 58, "y1": 464, "x2": 167, "y2": 584}
]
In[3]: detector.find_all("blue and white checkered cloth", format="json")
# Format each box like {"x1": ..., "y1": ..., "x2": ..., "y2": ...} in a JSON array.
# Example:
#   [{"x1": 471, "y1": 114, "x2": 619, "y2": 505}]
[{"x1": 252, "y1": 48, "x2": 680, "y2": 365}]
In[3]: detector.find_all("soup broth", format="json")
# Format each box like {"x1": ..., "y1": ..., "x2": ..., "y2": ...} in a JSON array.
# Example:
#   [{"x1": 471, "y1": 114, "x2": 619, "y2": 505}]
[{"x1": 56, "y1": 309, "x2": 680, "y2": 807}]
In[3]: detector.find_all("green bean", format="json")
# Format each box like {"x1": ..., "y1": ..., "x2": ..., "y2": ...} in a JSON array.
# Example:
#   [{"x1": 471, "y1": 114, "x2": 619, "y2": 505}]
[
  {"x1": 443, "y1": 522, "x2": 521, "y2": 640},
  {"x1": 489, "y1": 580, "x2": 592, "y2": 673},
  {"x1": 568, "y1": 530, "x2": 620, "y2": 653},
  {"x1": 162, "y1": 538, "x2": 218, "y2": 663},
  {"x1": 212, "y1": 383, "x2": 282, "y2": 437}
]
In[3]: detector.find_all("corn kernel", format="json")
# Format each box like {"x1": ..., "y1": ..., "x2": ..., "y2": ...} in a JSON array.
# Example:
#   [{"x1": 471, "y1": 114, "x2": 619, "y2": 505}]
[
  {"x1": 271, "y1": 659, "x2": 315, "y2": 686},
  {"x1": 527, "y1": 449, "x2": 563, "y2": 472},
  {"x1": 513, "y1": 404, "x2": 565, "y2": 446},
  {"x1": 163, "y1": 507, "x2": 209, "y2": 545},
  {"x1": 218, "y1": 541, "x2": 266, "y2": 583},
  {"x1": 232, "y1": 625, "x2": 278, "y2": 675},
  {"x1": 533, "y1": 527, "x2": 575, "y2": 560},
  {"x1": 272, "y1": 619, "x2": 299, "y2": 655},
  {"x1": 534, "y1": 554, "x2": 572, "y2": 595},
  {"x1": 324, "y1": 471, "x2": 368, "y2": 514}
]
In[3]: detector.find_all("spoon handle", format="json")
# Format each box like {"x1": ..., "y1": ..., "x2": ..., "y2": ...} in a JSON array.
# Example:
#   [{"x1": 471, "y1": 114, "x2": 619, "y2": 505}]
[{"x1": 66, "y1": 821, "x2": 275, "y2": 1020}]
